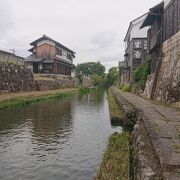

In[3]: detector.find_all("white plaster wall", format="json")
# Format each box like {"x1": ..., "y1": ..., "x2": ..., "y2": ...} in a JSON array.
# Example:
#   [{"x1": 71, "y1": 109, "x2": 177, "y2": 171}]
[
  {"x1": 56, "y1": 48, "x2": 73, "y2": 64},
  {"x1": 37, "y1": 40, "x2": 55, "y2": 47},
  {"x1": 71, "y1": 69, "x2": 76, "y2": 77},
  {"x1": 124, "y1": 14, "x2": 148, "y2": 48},
  {"x1": 163, "y1": 0, "x2": 171, "y2": 7},
  {"x1": 130, "y1": 21, "x2": 148, "y2": 40}
]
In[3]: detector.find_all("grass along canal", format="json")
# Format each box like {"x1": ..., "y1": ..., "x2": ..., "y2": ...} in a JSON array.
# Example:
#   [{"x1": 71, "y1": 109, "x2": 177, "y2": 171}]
[{"x1": 0, "y1": 88, "x2": 127, "y2": 180}]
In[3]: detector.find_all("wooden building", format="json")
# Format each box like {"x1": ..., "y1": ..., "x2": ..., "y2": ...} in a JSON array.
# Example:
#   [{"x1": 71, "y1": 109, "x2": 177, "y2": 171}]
[
  {"x1": 163, "y1": 0, "x2": 180, "y2": 41},
  {"x1": 141, "y1": 0, "x2": 180, "y2": 73},
  {"x1": 141, "y1": 0, "x2": 180, "y2": 102},
  {"x1": 25, "y1": 35, "x2": 76, "y2": 76},
  {"x1": 140, "y1": 2, "x2": 164, "y2": 73},
  {"x1": 123, "y1": 13, "x2": 149, "y2": 84}
]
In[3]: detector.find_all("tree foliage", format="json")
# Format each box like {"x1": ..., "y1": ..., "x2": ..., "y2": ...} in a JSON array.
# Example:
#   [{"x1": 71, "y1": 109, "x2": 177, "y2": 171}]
[
  {"x1": 133, "y1": 56, "x2": 151, "y2": 90},
  {"x1": 105, "y1": 67, "x2": 118, "y2": 87},
  {"x1": 92, "y1": 74, "x2": 105, "y2": 87},
  {"x1": 76, "y1": 62, "x2": 105, "y2": 76}
]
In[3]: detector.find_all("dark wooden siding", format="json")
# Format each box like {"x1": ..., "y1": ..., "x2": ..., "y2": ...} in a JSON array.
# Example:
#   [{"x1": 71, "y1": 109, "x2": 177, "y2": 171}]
[
  {"x1": 163, "y1": 0, "x2": 180, "y2": 41},
  {"x1": 52, "y1": 63, "x2": 71, "y2": 75},
  {"x1": 36, "y1": 44, "x2": 56, "y2": 59}
]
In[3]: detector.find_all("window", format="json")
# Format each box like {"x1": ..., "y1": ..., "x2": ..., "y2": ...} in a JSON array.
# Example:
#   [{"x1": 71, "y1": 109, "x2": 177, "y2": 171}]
[
  {"x1": 134, "y1": 51, "x2": 141, "y2": 59},
  {"x1": 134, "y1": 40, "x2": 142, "y2": 48},
  {"x1": 67, "y1": 54, "x2": 72, "y2": 60},
  {"x1": 144, "y1": 40, "x2": 147, "y2": 50},
  {"x1": 56, "y1": 48, "x2": 62, "y2": 56}
]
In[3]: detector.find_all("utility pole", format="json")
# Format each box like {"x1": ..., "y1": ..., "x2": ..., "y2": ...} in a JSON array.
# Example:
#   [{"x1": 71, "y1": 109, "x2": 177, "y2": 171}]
[{"x1": 9, "y1": 49, "x2": 15, "y2": 55}]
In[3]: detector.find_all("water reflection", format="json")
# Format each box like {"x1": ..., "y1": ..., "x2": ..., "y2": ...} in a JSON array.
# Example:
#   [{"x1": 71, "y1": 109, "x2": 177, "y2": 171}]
[{"x1": 0, "y1": 89, "x2": 121, "y2": 180}]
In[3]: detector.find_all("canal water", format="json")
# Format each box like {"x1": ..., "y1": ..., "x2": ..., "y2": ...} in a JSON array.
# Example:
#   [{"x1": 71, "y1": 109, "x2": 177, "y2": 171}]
[{"x1": 0, "y1": 89, "x2": 121, "y2": 180}]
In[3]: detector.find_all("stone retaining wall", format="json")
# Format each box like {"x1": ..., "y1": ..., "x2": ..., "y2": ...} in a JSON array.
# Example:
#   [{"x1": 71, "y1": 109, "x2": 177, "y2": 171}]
[
  {"x1": 143, "y1": 73, "x2": 155, "y2": 99},
  {"x1": 153, "y1": 31, "x2": 180, "y2": 103},
  {"x1": 0, "y1": 62, "x2": 36, "y2": 93},
  {"x1": 82, "y1": 77, "x2": 93, "y2": 87},
  {"x1": 35, "y1": 74, "x2": 79, "y2": 91},
  {"x1": 0, "y1": 63, "x2": 80, "y2": 93},
  {"x1": 111, "y1": 87, "x2": 137, "y2": 127},
  {"x1": 111, "y1": 87, "x2": 163, "y2": 179}
]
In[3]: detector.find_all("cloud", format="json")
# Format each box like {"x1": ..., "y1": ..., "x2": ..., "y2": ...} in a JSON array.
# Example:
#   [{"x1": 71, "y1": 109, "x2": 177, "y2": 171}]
[
  {"x1": 0, "y1": 0, "x2": 13, "y2": 37},
  {"x1": 91, "y1": 31, "x2": 118, "y2": 49},
  {"x1": 0, "y1": 0, "x2": 160, "y2": 70}
]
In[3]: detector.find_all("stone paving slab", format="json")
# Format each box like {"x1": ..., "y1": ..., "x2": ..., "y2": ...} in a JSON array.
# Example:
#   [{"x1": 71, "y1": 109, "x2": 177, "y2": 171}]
[{"x1": 113, "y1": 87, "x2": 180, "y2": 179}]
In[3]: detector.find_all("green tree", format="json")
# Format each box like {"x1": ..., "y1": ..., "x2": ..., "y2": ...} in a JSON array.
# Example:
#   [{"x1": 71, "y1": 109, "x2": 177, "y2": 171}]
[
  {"x1": 92, "y1": 74, "x2": 105, "y2": 87},
  {"x1": 77, "y1": 74, "x2": 83, "y2": 86},
  {"x1": 76, "y1": 62, "x2": 105, "y2": 76},
  {"x1": 105, "y1": 67, "x2": 118, "y2": 87},
  {"x1": 133, "y1": 55, "x2": 151, "y2": 90}
]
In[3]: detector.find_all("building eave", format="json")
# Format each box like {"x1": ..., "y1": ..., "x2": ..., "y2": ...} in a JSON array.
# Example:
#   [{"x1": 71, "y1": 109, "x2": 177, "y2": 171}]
[
  {"x1": 140, "y1": 2, "x2": 164, "y2": 29},
  {"x1": 30, "y1": 34, "x2": 76, "y2": 55},
  {"x1": 124, "y1": 12, "x2": 148, "y2": 42}
]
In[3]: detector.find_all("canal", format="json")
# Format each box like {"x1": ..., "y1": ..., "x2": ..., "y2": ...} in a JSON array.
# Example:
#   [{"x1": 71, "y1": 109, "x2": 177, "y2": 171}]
[{"x1": 0, "y1": 89, "x2": 121, "y2": 180}]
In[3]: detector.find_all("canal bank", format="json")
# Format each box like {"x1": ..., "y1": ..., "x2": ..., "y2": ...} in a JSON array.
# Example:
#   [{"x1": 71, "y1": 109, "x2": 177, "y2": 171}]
[
  {"x1": 95, "y1": 132, "x2": 129, "y2": 180},
  {"x1": 111, "y1": 86, "x2": 180, "y2": 179},
  {"x1": 95, "y1": 88, "x2": 130, "y2": 180},
  {"x1": 0, "y1": 88, "x2": 78, "y2": 110}
]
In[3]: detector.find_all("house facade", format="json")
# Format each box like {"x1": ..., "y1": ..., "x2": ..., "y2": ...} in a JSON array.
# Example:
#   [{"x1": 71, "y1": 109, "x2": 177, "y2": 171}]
[
  {"x1": 123, "y1": 14, "x2": 149, "y2": 84},
  {"x1": 25, "y1": 35, "x2": 76, "y2": 76}
]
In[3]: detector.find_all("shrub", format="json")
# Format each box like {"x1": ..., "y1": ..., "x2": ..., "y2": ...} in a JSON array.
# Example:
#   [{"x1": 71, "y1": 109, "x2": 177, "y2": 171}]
[
  {"x1": 133, "y1": 55, "x2": 151, "y2": 90},
  {"x1": 92, "y1": 74, "x2": 105, "y2": 87},
  {"x1": 79, "y1": 87, "x2": 90, "y2": 94},
  {"x1": 122, "y1": 85, "x2": 131, "y2": 92}
]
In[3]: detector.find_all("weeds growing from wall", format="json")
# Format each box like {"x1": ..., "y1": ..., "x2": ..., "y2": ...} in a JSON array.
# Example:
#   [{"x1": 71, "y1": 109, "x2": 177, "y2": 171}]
[
  {"x1": 133, "y1": 56, "x2": 151, "y2": 90},
  {"x1": 95, "y1": 132, "x2": 129, "y2": 180}
]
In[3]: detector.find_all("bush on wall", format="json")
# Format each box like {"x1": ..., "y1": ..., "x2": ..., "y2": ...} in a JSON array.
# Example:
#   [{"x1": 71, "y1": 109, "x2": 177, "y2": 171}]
[{"x1": 133, "y1": 55, "x2": 151, "y2": 90}]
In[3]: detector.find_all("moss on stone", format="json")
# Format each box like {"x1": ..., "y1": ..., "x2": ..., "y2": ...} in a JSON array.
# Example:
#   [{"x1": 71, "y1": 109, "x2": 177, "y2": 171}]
[{"x1": 108, "y1": 89, "x2": 124, "y2": 124}]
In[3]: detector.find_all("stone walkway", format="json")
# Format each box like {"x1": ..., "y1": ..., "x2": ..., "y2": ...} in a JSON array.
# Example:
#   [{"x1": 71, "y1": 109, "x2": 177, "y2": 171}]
[{"x1": 113, "y1": 87, "x2": 180, "y2": 179}]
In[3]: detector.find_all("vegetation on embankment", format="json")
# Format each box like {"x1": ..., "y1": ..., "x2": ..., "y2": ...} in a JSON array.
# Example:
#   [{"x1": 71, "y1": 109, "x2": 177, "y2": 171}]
[
  {"x1": 0, "y1": 89, "x2": 78, "y2": 110},
  {"x1": 79, "y1": 87, "x2": 90, "y2": 94},
  {"x1": 121, "y1": 84, "x2": 132, "y2": 92},
  {"x1": 95, "y1": 132, "x2": 129, "y2": 180},
  {"x1": 108, "y1": 89, "x2": 124, "y2": 124},
  {"x1": 0, "y1": 92, "x2": 72, "y2": 110},
  {"x1": 133, "y1": 55, "x2": 151, "y2": 90}
]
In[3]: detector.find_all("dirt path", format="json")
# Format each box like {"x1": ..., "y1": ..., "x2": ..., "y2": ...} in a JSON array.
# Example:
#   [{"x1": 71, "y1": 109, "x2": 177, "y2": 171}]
[{"x1": 0, "y1": 88, "x2": 78, "y2": 102}]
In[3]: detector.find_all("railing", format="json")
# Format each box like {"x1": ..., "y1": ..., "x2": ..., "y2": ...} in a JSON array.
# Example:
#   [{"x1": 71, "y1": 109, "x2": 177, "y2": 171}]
[{"x1": 55, "y1": 55, "x2": 72, "y2": 64}]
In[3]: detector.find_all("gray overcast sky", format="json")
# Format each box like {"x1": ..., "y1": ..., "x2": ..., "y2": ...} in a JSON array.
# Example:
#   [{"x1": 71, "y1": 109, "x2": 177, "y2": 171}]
[{"x1": 0, "y1": 0, "x2": 160, "y2": 71}]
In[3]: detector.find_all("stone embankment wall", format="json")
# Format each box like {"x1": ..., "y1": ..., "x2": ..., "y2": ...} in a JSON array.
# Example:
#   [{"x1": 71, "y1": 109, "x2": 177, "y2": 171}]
[
  {"x1": 0, "y1": 62, "x2": 94, "y2": 94},
  {"x1": 0, "y1": 62, "x2": 80, "y2": 94},
  {"x1": 143, "y1": 73, "x2": 155, "y2": 99},
  {"x1": 111, "y1": 87, "x2": 137, "y2": 127},
  {"x1": 82, "y1": 77, "x2": 93, "y2": 87},
  {"x1": 35, "y1": 74, "x2": 79, "y2": 91},
  {"x1": 153, "y1": 31, "x2": 180, "y2": 103},
  {"x1": 0, "y1": 62, "x2": 36, "y2": 93},
  {"x1": 111, "y1": 87, "x2": 163, "y2": 180}
]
